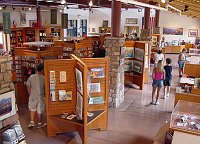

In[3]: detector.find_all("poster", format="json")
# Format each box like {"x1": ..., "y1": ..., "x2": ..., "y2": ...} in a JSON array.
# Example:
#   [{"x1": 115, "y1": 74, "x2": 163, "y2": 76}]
[
  {"x1": 76, "y1": 69, "x2": 83, "y2": 95},
  {"x1": 62, "y1": 13, "x2": 68, "y2": 29},
  {"x1": 20, "y1": 13, "x2": 26, "y2": 25},
  {"x1": 51, "y1": 9, "x2": 57, "y2": 24},
  {"x1": 3, "y1": 12, "x2": 11, "y2": 34}
]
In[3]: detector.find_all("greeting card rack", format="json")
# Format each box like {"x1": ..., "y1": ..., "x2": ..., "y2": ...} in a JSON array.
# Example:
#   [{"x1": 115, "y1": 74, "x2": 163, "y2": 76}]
[
  {"x1": 44, "y1": 54, "x2": 109, "y2": 144},
  {"x1": 124, "y1": 41, "x2": 149, "y2": 90}
]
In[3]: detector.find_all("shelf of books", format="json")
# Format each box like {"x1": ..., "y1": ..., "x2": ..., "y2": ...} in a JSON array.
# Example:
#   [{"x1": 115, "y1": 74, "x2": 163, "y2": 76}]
[
  {"x1": 44, "y1": 54, "x2": 109, "y2": 144},
  {"x1": 123, "y1": 41, "x2": 149, "y2": 90}
]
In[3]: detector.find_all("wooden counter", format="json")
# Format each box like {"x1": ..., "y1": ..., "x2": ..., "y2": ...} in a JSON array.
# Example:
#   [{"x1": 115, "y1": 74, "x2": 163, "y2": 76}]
[
  {"x1": 185, "y1": 43, "x2": 195, "y2": 52},
  {"x1": 164, "y1": 45, "x2": 185, "y2": 53},
  {"x1": 184, "y1": 63, "x2": 200, "y2": 77}
]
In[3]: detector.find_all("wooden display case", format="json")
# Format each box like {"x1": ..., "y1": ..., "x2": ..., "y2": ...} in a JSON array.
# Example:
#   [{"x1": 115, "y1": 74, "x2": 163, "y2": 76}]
[
  {"x1": 184, "y1": 63, "x2": 200, "y2": 77},
  {"x1": 124, "y1": 41, "x2": 149, "y2": 90},
  {"x1": 44, "y1": 55, "x2": 109, "y2": 144}
]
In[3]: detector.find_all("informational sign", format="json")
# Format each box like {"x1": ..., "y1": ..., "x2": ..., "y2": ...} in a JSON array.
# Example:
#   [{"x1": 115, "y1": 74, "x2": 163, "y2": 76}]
[
  {"x1": 3, "y1": 12, "x2": 11, "y2": 34},
  {"x1": 51, "y1": 9, "x2": 57, "y2": 24},
  {"x1": 61, "y1": 13, "x2": 68, "y2": 29}
]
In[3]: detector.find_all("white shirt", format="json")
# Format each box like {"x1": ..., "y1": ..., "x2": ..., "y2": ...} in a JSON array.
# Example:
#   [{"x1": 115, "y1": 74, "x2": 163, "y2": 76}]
[{"x1": 155, "y1": 53, "x2": 164, "y2": 63}]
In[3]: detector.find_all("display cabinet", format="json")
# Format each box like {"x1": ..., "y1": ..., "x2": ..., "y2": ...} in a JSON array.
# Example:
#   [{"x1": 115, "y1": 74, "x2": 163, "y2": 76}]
[
  {"x1": 124, "y1": 41, "x2": 149, "y2": 90},
  {"x1": 171, "y1": 100, "x2": 200, "y2": 135},
  {"x1": 44, "y1": 55, "x2": 109, "y2": 144}
]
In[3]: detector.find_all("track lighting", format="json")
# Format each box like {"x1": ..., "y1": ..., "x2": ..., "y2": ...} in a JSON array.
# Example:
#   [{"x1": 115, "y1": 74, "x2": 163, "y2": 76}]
[
  {"x1": 12, "y1": 6, "x2": 15, "y2": 10},
  {"x1": 61, "y1": 0, "x2": 66, "y2": 4},
  {"x1": 3, "y1": 6, "x2": 7, "y2": 10}
]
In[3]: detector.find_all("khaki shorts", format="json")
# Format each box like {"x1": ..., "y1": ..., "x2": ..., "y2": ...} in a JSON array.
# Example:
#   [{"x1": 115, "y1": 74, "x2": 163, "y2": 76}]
[{"x1": 28, "y1": 97, "x2": 45, "y2": 114}]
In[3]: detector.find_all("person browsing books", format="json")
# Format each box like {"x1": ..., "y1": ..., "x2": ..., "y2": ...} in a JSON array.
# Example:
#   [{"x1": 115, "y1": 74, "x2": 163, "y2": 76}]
[
  {"x1": 150, "y1": 60, "x2": 165, "y2": 105},
  {"x1": 163, "y1": 58, "x2": 173, "y2": 99},
  {"x1": 27, "y1": 63, "x2": 46, "y2": 129}
]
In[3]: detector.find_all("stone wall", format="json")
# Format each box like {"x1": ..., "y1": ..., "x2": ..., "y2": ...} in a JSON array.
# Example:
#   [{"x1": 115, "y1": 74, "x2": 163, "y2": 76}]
[{"x1": 105, "y1": 37, "x2": 125, "y2": 108}]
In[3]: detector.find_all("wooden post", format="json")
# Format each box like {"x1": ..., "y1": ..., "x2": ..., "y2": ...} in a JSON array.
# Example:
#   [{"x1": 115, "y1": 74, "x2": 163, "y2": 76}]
[
  {"x1": 144, "y1": 7, "x2": 150, "y2": 29},
  {"x1": 111, "y1": 0, "x2": 121, "y2": 37},
  {"x1": 155, "y1": 10, "x2": 160, "y2": 28}
]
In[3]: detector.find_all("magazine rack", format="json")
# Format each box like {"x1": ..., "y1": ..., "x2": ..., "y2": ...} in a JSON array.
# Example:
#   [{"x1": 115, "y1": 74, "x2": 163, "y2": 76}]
[
  {"x1": 44, "y1": 54, "x2": 109, "y2": 144},
  {"x1": 124, "y1": 41, "x2": 149, "y2": 90}
]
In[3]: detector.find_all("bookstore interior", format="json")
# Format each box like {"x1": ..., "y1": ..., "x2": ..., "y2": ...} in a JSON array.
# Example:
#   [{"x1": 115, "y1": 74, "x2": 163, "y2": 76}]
[{"x1": 0, "y1": 0, "x2": 200, "y2": 144}]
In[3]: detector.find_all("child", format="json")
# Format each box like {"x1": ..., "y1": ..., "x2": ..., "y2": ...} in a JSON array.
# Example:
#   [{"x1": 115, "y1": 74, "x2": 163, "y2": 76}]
[
  {"x1": 163, "y1": 58, "x2": 172, "y2": 99},
  {"x1": 150, "y1": 60, "x2": 165, "y2": 105},
  {"x1": 178, "y1": 48, "x2": 186, "y2": 77},
  {"x1": 154, "y1": 50, "x2": 164, "y2": 68}
]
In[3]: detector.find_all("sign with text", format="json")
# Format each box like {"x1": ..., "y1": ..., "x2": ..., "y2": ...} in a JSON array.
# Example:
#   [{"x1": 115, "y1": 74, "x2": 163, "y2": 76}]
[
  {"x1": 3, "y1": 12, "x2": 11, "y2": 34},
  {"x1": 62, "y1": 13, "x2": 68, "y2": 29},
  {"x1": 51, "y1": 9, "x2": 57, "y2": 24}
]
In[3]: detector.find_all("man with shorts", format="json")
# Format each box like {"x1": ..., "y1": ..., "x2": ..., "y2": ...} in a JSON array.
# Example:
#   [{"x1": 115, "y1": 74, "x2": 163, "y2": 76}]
[{"x1": 27, "y1": 63, "x2": 46, "y2": 128}]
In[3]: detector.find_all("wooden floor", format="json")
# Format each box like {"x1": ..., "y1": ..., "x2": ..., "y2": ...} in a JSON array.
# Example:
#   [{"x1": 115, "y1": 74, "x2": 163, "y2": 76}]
[{"x1": 18, "y1": 54, "x2": 180, "y2": 144}]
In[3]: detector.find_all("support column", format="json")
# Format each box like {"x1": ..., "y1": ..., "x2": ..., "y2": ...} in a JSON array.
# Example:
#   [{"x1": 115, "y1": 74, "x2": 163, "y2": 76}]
[
  {"x1": 153, "y1": 10, "x2": 160, "y2": 34},
  {"x1": 144, "y1": 7, "x2": 150, "y2": 29},
  {"x1": 36, "y1": 6, "x2": 41, "y2": 27},
  {"x1": 155, "y1": 10, "x2": 159, "y2": 28},
  {"x1": 106, "y1": 37, "x2": 125, "y2": 108},
  {"x1": 111, "y1": 0, "x2": 121, "y2": 37},
  {"x1": 140, "y1": 7, "x2": 151, "y2": 41}
]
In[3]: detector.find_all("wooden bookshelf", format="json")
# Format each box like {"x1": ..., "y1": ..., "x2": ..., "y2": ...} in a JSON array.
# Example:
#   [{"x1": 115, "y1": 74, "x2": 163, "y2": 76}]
[{"x1": 44, "y1": 55, "x2": 109, "y2": 144}]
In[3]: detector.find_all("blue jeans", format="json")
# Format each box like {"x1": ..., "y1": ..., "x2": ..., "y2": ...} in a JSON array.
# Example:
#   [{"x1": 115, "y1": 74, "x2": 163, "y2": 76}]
[{"x1": 152, "y1": 79, "x2": 163, "y2": 87}]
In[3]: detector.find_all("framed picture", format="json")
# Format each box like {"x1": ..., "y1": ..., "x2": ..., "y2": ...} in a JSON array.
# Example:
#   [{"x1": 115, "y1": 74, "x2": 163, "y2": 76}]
[
  {"x1": 29, "y1": 20, "x2": 37, "y2": 27},
  {"x1": 76, "y1": 68, "x2": 83, "y2": 95},
  {"x1": 20, "y1": 13, "x2": 26, "y2": 25},
  {"x1": 188, "y1": 29, "x2": 198, "y2": 37},
  {"x1": 126, "y1": 18, "x2": 138, "y2": 24},
  {"x1": 103, "y1": 20, "x2": 108, "y2": 27},
  {"x1": 0, "y1": 91, "x2": 16, "y2": 121},
  {"x1": 163, "y1": 27, "x2": 183, "y2": 35}
]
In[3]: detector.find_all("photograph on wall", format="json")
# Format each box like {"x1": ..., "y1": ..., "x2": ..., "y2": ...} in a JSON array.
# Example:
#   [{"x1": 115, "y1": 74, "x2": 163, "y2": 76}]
[
  {"x1": 0, "y1": 91, "x2": 16, "y2": 121},
  {"x1": 20, "y1": 13, "x2": 26, "y2": 25},
  {"x1": 103, "y1": 20, "x2": 108, "y2": 27},
  {"x1": 163, "y1": 27, "x2": 183, "y2": 35},
  {"x1": 124, "y1": 60, "x2": 133, "y2": 71},
  {"x1": 188, "y1": 29, "x2": 198, "y2": 37},
  {"x1": 152, "y1": 36, "x2": 157, "y2": 47},
  {"x1": 29, "y1": 20, "x2": 37, "y2": 27},
  {"x1": 90, "y1": 68, "x2": 105, "y2": 78},
  {"x1": 66, "y1": 91, "x2": 72, "y2": 100},
  {"x1": 90, "y1": 83, "x2": 101, "y2": 93},
  {"x1": 76, "y1": 68, "x2": 83, "y2": 95},
  {"x1": 76, "y1": 92, "x2": 83, "y2": 120},
  {"x1": 125, "y1": 47, "x2": 134, "y2": 58},
  {"x1": 133, "y1": 60, "x2": 143, "y2": 74},
  {"x1": 134, "y1": 48, "x2": 144, "y2": 60}
]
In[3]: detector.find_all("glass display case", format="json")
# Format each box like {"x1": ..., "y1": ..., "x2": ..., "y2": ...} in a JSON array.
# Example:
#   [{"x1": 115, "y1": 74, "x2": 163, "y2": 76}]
[{"x1": 170, "y1": 100, "x2": 200, "y2": 135}]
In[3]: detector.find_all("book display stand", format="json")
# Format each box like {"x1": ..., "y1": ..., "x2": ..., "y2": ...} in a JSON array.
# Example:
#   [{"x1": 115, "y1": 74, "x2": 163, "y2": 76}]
[
  {"x1": 44, "y1": 54, "x2": 109, "y2": 144},
  {"x1": 124, "y1": 41, "x2": 149, "y2": 90}
]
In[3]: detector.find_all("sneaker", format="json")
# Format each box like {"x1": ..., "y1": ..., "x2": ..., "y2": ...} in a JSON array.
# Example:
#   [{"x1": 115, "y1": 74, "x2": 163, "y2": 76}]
[
  {"x1": 166, "y1": 93, "x2": 169, "y2": 97},
  {"x1": 28, "y1": 121, "x2": 35, "y2": 128},
  {"x1": 37, "y1": 122, "x2": 47, "y2": 129},
  {"x1": 150, "y1": 101, "x2": 155, "y2": 105},
  {"x1": 155, "y1": 101, "x2": 159, "y2": 105}
]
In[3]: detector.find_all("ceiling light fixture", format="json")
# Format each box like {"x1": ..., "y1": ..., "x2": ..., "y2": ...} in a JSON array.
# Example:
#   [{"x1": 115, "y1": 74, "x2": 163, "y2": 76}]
[
  {"x1": 0, "y1": 7, "x2": 2, "y2": 10},
  {"x1": 61, "y1": 0, "x2": 66, "y2": 4},
  {"x1": 12, "y1": 6, "x2": 15, "y2": 10},
  {"x1": 112, "y1": 0, "x2": 167, "y2": 11},
  {"x1": 46, "y1": 0, "x2": 54, "y2": 2},
  {"x1": 89, "y1": 0, "x2": 93, "y2": 7},
  {"x1": 29, "y1": 7, "x2": 32, "y2": 11},
  {"x1": 161, "y1": 0, "x2": 166, "y2": 3}
]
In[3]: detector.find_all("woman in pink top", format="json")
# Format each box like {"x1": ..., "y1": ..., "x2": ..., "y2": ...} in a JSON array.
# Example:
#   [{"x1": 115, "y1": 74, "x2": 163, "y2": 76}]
[{"x1": 150, "y1": 60, "x2": 165, "y2": 105}]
